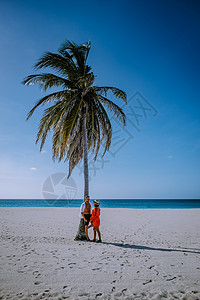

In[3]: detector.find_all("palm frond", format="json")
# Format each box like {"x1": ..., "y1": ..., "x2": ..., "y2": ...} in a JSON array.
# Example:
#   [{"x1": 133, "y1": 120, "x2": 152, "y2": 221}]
[
  {"x1": 35, "y1": 101, "x2": 64, "y2": 150},
  {"x1": 59, "y1": 40, "x2": 92, "y2": 76},
  {"x1": 22, "y1": 73, "x2": 73, "y2": 91},
  {"x1": 67, "y1": 141, "x2": 83, "y2": 177},
  {"x1": 52, "y1": 96, "x2": 84, "y2": 161},
  {"x1": 26, "y1": 91, "x2": 69, "y2": 120},
  {"x1": 95, "y1": 86, "x2": 127, "y2": 103},
  {"x1": 98, "y1": 95, "x2": 126, "y2": 126},
  {"x1": 92, "y1": 97, "x2": 112, "y2": 158},
  {"x1": 59, "y1": 41, "x2": 84, "y2": 71},
  {"x1": 34, "y1": 52, "x2": 77, "y2": 78}
]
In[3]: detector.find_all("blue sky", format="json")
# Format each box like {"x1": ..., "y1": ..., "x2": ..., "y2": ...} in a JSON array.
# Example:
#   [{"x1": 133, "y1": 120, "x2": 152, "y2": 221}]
[{"x1": 0, "y1": 0, "x2": 199, "y2": 199}]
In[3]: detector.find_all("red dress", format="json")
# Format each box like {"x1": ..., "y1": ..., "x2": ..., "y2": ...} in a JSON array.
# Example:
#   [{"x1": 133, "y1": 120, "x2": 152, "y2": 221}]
[{"x1": 90, "y1": 207, "x2": 100, "y2": 227}]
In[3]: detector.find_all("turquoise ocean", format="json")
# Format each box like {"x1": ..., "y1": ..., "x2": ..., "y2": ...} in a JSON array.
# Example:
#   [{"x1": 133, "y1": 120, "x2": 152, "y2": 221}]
[{"x1": 0, "y1": 199, "x2": 200, "y2": 209}]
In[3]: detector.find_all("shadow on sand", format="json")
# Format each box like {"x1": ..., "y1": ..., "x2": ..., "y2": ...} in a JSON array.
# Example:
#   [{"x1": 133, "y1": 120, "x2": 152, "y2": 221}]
[{"x1": 100, "y1": 241, "x2": 200, "y2": 254}]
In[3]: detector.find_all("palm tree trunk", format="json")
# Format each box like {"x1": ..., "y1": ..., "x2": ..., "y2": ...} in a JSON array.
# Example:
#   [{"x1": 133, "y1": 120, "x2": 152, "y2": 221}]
[
  {"x1": 74, "y1": 115, "x2": 89, "y2": 240},
  {"x1": 83, "y1": 116, "x2": 89, "y2": 197}
]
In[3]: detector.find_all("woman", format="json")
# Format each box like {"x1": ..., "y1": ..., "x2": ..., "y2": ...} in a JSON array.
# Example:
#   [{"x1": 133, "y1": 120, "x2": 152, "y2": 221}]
[{"x1": 89, "y1": 200, "x2": 102, "y2": 242}]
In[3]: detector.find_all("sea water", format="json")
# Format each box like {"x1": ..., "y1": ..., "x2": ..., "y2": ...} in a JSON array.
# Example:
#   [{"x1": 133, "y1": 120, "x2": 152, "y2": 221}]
[{"x1": 0, "y1": 199, "x2": 200, "y2": 209}]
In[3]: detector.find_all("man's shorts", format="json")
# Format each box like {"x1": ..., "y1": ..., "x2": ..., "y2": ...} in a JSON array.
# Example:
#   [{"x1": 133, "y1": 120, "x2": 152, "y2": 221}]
[{"x1": 84, "y1": 214, "x2": 91, "y2": 226}]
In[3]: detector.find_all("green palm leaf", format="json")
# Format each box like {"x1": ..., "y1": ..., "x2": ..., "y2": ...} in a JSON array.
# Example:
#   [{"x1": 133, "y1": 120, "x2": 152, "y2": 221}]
[
  {"x1": 22, "y1": 73, "x2": 73, "y2": 90},
  {"x1": 26, "y1": 91, "x2": 68, "y2": 120},
  {"x1": 98, "y1": 95, "x2": 126, "y2": 126},
  {"x1": 95, "y1": 86, "x2": 127, "y2": 103}
]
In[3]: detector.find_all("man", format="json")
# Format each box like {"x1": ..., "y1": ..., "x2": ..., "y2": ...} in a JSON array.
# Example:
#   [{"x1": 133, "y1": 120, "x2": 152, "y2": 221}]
[{"x1": 80, "y1": 196, "x2": 92, "y2": 241}]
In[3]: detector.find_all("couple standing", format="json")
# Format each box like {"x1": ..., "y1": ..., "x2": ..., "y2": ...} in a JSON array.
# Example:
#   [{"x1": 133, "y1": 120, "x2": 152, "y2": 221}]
[{"x1": 80, "y1": 196, "x2": 102, "y2": 242}]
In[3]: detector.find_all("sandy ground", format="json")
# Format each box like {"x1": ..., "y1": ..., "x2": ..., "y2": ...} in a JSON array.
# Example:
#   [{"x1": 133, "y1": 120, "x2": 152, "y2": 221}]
[{"x1": 0, "y1": 207, "x2": 200, "y2": 299}]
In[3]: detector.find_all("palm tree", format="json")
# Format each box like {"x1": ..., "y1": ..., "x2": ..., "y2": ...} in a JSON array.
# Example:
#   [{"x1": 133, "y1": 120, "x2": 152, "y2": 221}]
[{"x1": 23, "y1": 40, "x2": 127, "y2": 239}]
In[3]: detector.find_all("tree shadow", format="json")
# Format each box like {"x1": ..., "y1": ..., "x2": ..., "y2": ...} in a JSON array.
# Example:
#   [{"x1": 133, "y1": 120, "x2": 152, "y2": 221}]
[{"x1": 100, "y1": 241, "x2": 200, "y2": 254}]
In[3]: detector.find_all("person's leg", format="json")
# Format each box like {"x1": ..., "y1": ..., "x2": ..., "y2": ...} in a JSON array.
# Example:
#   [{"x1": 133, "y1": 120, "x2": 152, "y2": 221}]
[
  {"x1": 92, "y1": 227, "x2": 96, "y2": 241},
  {"x1": 96, "y1": 227, "x2": 101, "y2": 242},
  {"x1": 85, "y1": 225, "x2": 90, "y2": 241},
  {"x1": 84, "y1": 214, "x2": 91, "y2": 241}
]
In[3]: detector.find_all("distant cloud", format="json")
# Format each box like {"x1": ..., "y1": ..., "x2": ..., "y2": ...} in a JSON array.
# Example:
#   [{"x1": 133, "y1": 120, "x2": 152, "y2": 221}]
[
  {"x1": 30, "y1": 167, "x2": 37, "y2": 171},
  {"x1": 168, "y1": 155, "x2": 173, "y2": 159}
]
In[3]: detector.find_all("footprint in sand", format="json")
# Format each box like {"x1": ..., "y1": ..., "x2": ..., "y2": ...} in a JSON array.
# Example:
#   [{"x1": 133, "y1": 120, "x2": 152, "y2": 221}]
[
  {"x1": 78, "y1": 293, "x2": 90, "y2": 297},
  {"x1": 143, "y1": 279, "x2": 152, "y2": 285},
  {"x1": 166, "y1": 276, "x2": 177, "y2": 281},
  {"x1": 33, "y1": 271, "x2": 39, "y2": 275},
  {"x1": 34, "y1": 281, "x2": 42, "y2": 285}
]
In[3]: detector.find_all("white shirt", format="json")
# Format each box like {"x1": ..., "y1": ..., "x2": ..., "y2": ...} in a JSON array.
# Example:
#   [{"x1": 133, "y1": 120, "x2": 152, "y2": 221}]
[{"x1": 80, "y1": 202, "x2": 92, "y2": 217}]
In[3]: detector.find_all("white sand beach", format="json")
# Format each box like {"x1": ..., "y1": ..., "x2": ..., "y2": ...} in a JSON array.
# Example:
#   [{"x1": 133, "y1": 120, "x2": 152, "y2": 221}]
[{"x1": 0, "y1": 207, "x2": 200, "y2": 299}]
